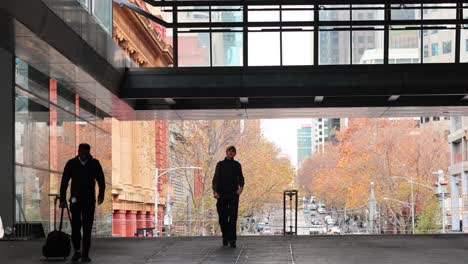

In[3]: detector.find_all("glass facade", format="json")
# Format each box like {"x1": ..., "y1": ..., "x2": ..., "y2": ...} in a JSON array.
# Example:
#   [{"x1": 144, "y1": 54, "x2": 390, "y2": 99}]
[
  {"x1": 161, "y1": 3, "x2": 467, "y2": 67},
  {"x1": 14, "y1": 59, "x2": 112, "y2": 236}
]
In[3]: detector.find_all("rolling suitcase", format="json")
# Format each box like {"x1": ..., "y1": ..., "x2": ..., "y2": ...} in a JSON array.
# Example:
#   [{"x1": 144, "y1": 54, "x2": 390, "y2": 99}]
[{"x1": 42, "y1": 196, "x2": 72, "y2": 259}]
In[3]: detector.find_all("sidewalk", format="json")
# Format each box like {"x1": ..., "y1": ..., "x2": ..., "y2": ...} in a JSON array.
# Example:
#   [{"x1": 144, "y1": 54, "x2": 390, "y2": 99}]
[{"x1": 0, "y1": 235, "x2": 467, "y2": 263}]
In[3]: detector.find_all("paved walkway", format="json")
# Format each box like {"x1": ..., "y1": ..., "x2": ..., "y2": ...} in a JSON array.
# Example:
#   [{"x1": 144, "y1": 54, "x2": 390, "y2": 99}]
[{"x1": 1, "y1": 235, "x2": 467, "y2": 264}]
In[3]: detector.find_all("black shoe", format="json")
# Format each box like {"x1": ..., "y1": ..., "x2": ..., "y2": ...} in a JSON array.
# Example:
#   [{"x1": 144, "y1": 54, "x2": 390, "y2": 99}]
[
  {"x1": 222, "y1": 238, "x2": 228, "y2": 246},
  {"x1": 81, "y1": 256, "x2": 92, "y2": 263},
  {"x1": 229, "y1": 240, "x2": 236, "y2": 248},
  {"x1": 71, "y1": 251, "x2": 81, "y2": 262}
]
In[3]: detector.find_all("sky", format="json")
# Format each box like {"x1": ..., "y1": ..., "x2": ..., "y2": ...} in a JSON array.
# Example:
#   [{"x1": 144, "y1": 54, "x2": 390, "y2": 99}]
[{"x1": 260, "y1": 119, "x2": 314, "y2": 169}]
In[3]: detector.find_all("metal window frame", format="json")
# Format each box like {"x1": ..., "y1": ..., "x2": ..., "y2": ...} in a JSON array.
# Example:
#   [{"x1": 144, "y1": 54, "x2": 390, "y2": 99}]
[{"x1": 117, "y1": 0, "x2": 467, "y2": 67}]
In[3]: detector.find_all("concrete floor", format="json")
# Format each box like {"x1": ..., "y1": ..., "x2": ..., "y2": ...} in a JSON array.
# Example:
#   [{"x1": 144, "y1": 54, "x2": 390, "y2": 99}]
[{"x1": 0, "y1": 235, "x2": 467, "y2": 264}]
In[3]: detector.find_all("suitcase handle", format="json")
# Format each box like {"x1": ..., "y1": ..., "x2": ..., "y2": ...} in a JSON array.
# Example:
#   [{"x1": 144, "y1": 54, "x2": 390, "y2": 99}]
[{"x1": 49, "y1": 194, "x2": 71, "y2": 231}]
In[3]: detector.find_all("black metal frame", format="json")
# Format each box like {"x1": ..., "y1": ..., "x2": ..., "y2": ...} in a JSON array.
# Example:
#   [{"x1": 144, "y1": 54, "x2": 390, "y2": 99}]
[
  {"x1": 283, "y1": 190, "x2": 298, "y2": 236},
  {"x1": 116, "y1": 0, "x2": 468, "y2": 67}
]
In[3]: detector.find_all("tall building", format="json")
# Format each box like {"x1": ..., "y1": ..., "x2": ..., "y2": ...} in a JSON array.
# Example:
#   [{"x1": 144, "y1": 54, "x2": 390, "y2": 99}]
[
  {"x1": 297, "y1": 124, "x2": 313, "y2": 167},
  {"x1": 314, "y1": 118, "x2": 346, "y2": 152},
  {"x1": 448, "y1": 116, "x2": 468, "y2": 233}
]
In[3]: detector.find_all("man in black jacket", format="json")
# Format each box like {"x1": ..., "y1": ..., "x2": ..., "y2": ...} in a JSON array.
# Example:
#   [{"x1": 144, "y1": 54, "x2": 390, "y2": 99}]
[
  {"x1": 212, "y1": 145, "x2": 245, "y2": 248},
  {"x1": 60, "y1": 143, "x2": 105, "y2": 262}
]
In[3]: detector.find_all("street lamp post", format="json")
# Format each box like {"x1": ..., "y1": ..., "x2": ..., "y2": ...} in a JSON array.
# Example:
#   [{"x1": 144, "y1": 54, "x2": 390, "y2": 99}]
[
  {"x1": 390, "y1": 176, "x2": 438, "y2": 235},
  {"x1": 384, "y1": 197, "x2": 414, "y2": 234},
  {"x1": 154, "y1": 166, "x2": 202, "y2": 237}
]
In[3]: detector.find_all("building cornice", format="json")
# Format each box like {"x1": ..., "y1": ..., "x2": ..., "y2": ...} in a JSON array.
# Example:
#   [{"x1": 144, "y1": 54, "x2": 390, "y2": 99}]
[{"x1": 113, "y1": 1, "x2": 173, "y2": 67}]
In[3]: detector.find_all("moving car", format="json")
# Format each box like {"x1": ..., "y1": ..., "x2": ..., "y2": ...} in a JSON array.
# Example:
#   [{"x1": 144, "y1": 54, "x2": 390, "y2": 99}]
[{"x1": 318, "y1": 207, "x2": 326, "y2": 214}]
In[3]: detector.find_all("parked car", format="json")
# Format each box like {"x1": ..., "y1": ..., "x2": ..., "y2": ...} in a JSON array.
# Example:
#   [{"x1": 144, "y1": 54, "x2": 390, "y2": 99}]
[
  {"x1": 318, "y1": 207, "x2": 326, "y2": 214},
  {"x1": 309, "y1": 225, "x2": 326, "y2": 235},
  {"x1": 256, "y1": 222, "x2": 266, "y2": 232},
  {"x1": 330, "y1": 226, "x2": 341, "y2": 234},
  {"x1": 261, "y1": 227, "x2": 273, "y2": 235},
  {"x1": 326, "y1": 218, "x2": 336, "y2": 226}
]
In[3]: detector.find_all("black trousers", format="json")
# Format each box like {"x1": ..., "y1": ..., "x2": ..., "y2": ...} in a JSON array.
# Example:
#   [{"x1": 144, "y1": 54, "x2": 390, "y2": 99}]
[
  {"x1": 70, "y1": 202, "x2": 95, "y2": 257},
  {"x1": 216, "y1": 194, "x2": 239, "y2": 241}
]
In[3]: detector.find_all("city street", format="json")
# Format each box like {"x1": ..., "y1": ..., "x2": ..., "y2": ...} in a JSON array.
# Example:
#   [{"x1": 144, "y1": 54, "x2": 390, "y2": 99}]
[{"x1": 0, "y1": 235, "x2": 467, "y2": 263}]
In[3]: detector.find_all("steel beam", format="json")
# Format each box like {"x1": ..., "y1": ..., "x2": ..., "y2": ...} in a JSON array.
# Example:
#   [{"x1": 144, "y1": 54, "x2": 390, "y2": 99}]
[{"x1": 121, "y1": 64, "x2": 468, "y2": 100}]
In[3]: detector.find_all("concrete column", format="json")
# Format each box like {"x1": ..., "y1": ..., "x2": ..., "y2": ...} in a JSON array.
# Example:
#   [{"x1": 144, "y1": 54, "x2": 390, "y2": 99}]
[
  {"x1": 462, "y1": 171, "x2": 468, "y2": 232},
  {"x1": 126, "y1": 210, "x2": 137, "y2": 237},
  {"x1": 0, "y1": 47, "x2": 15, "y2": 231},
  {"x1": 450, "y1": 175, "x2": 461, "y2": 231}
]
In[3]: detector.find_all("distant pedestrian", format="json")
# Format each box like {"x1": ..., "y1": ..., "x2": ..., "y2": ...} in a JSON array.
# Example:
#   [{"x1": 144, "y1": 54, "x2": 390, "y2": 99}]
[
  {"x1": 60, "y1": 143, "x2": 106, "y2": 262},
  {"x1": 212, "y1": 145, "x2": 245, "y2": 248}
]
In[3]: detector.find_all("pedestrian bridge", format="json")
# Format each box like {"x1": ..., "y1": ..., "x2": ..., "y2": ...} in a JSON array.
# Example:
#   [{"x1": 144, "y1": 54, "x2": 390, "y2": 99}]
[{"x1": 0, "y1": 235, "x2": 466, "y2": 264}]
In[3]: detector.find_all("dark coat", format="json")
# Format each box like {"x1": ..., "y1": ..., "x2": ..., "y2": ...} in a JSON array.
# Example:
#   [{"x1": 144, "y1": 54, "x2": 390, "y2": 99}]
[
  {"x1": 212, "y1": 157, "x2": 245, "y2": 197},
  {"x1": 60, "y1": 155, "x2": 106, "y2": 205}
]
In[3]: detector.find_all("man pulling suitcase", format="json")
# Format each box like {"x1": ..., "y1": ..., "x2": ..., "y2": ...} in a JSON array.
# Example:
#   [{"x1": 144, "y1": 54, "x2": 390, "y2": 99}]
[{"x1": 60, "y1": 143, "x2": 106, "y2": 262}]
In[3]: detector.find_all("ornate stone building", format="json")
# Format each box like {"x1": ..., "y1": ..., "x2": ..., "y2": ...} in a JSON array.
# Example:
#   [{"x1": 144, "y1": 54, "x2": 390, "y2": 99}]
[{"x1": 111, "y1": 0, "x2": 172, "y2": 237}]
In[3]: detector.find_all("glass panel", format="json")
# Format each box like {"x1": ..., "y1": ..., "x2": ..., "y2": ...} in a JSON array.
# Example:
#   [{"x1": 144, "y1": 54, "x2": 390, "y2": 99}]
[
  {"x1": 352, "y1": 5, "x2": 384, "y2": 21},
  {"x1": 77, "y1": 119, "x2": 96, "y2": 150},
  {"x1": 92, "y1": 0, "x2": 112, "y2": 33},
  {"x1": 53, "y1": 106, "x2": 76, "y2": 172},
  {"x1": 178, "y1": 32, "x2": 211, "y2": 67},
  {"x1": 248, "y1": 32, "x2": 280, "y2": 66},
  {"x1": 15, "y1": 88, "x2": 50, "y2": 170},
  {"x1": 15, "y1": 166, "x2": 50, "y2": 230},
  {"x1": 461, "y1": 30, "x2": 468, "y2": 63},
  {"x1": 178, "y1": 7, "x2": 210, "y2": 23},
  {"x1": 15, "y1": 59, "x2": 49, "y2": 100},
  {"x1": 282, "y1": 5, "x2": 314, "y2": 22},
  {"x1": 352, "y1": 30, "x2": 384, "y2": 64},
  {"x1": 94, "y1": 128, "x2": 112, "y2": 237},
  {"x1": 319, "y1": 5, "x2": 350, "y2": 21},
  {"x1": 389, "y1": 29, "x2": 421, "y2": 64},
  {"x1": 212, "y1": 32, "x2": 243, "y2": 66},
  {"x1": 211, "y1": 6, "x2": 242, "y2": 22},
  {"x1": 319, "y1": 30, "x2": 350, "y2": 65},
  {"x1": 57, "y1": 82, "x2": 75, "y2": 112},
  {"x1": 423, "y1": 28, "x2": 455, "y2": 63},
  {"x1": 282, "y1": 31, "x2": 314, "y2": 65},
  {"x1": 391, "y1": 4, "x2": 421, "y2": 20},
  {"x1": 249, "y1": 5, "x2": 280, "y2": 22},
  {"x1": 423, "y1": 4, "x2": 456, "y2": 20}
]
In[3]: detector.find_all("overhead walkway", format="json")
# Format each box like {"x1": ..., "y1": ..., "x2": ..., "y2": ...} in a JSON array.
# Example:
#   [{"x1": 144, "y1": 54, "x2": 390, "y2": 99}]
[{"x1": 1, "y1": 235, "x2": 467, "y2": 264}]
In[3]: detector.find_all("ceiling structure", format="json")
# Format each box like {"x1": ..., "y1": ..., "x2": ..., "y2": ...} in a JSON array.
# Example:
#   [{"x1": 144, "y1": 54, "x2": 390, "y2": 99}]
[
  {"x1": 3, "y1": 0, "x2": 468, "y2": 120},
  {"x1": 115, "y1": 0, "x2": 468, "y2": 119}
]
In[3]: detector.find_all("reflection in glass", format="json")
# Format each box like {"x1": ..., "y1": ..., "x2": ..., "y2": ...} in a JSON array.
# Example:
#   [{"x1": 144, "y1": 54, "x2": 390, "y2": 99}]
[
  {"x1": 319, "y1": 5, "x2": 350, "y2": 21},
  {"x1": 389, "y1": 29, "x2": 420, "y2": 64},
  {"x1": 92, "y1": 0, "x2": 112, "y2": 33},
  {"x1": 15, "y1": 88, "x2": 50, "y2": 170},
  {"x1": 211, "y1": 6, "x2": 242, "y2": 22},
  {"x1": 178, "y1": 7, "x2": 210, "y2": 23},
  {"x1": 282, "y1": 31, "x2": 314, "y2": 65},
  {"x1": 391, "y1": 4, "x2": 421, "y2": 20},
  {"x1": 351, "y1": 5, "x2": 384, "y2": 21},
  {"x1": 352, "y1": 30, "x2": 384, "y2": 64},
  {"x1": 178, "y1": 32, "x2": 211, "y2": 67},
  {"x1": 248, "y1": 32, "x2": 280, "y2": 66},
  {"x1": 319, "y1": 30, "x2": 350, "y2": 65},
  {"x1": 212, "y1": 32, "x2": 243, "y2": 66},
  {"x1": 423, "y1": 29, "x2": 455, "y2": 63},
  {"x1": 15, "y1": 166, "x2": 50, "y2": 232},
  {"x1": 461, "y1": 30, "x2": 468, "y2": 63}
]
